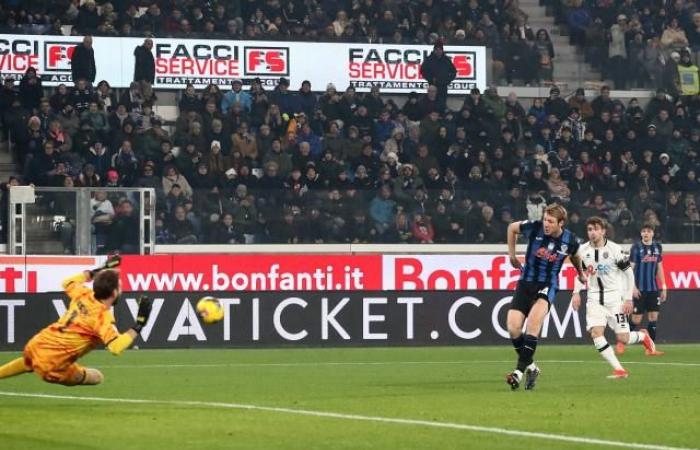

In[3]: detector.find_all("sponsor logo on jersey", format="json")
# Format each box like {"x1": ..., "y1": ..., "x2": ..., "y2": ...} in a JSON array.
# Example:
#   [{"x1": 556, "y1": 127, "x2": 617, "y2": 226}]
[
  {"x1": 535, "y1": 247, "x2": 559, "y2": 262},
  {"x1": 595, "y1": 264, "x2": 612, "y2": 274}
]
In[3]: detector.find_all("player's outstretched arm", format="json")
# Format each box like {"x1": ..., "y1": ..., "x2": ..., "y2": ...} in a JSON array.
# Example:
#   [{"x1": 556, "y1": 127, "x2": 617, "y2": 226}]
[
  {"x1": 63, "y1": 255, "x2": 122, "y2": 295},
  {"x1": 90, "y1": 253, "x2": 122, "y2": 278},
  {"x1": 104, "y1": 296, "x2": 153, "y2": 355},
  {"x1": 507, "y1": 221, "x2": 522, "y2": 269}
]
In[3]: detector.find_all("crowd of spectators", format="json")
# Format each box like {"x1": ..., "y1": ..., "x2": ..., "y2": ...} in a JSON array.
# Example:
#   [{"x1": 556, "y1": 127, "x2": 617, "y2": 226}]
[
  {"x1": 561, "y1": 0, "x2": 700, "y2": 90},
  {"x1": 0, "y1": 0, "x2": 560, "y2": 85},
  {"x1": 4, "y1": 61, "x2": 700, "y2": 250}
]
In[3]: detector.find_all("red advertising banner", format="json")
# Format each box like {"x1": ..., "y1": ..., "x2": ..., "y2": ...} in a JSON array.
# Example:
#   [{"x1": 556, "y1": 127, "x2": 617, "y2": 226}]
[{"x1": 659, "y1": 254, "x2": 700, "y2": 289}]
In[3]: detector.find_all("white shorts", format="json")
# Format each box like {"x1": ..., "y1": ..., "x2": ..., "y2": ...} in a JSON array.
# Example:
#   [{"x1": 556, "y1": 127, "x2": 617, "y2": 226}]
[{"x1": 586, "y1": 292, "x2": 629, "y2": 334}]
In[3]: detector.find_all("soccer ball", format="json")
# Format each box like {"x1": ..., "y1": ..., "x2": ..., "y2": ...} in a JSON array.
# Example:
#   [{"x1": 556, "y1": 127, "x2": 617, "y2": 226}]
[{"x1": 196, "y1": 296, "x2": 224, "y2": 324}]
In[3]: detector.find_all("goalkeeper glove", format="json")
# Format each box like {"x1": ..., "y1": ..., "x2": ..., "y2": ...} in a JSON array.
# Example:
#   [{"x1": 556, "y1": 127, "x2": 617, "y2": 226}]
[
  {"x1": 90, "y1": 253, "x2": 122, "y2": 278},
  {"x1": 132, "y1": 295, "x2": 152, "y2": 334}
]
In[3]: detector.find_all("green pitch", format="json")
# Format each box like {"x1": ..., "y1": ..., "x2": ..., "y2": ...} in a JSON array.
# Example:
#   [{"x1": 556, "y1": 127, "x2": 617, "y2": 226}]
[{"x1": 1, "y1": 344, "x2": 699, "y2": 450}]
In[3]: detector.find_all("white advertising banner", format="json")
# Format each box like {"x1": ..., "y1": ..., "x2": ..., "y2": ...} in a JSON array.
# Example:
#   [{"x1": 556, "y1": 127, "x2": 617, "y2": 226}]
[{"x1": 0, "y1": 34, "x2": 487, "y2": 93}]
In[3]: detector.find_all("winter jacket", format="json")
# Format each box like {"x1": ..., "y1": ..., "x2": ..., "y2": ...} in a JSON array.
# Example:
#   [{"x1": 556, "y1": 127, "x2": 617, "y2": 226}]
[
  {"x1": 71, "y1": 44, "x2": 96, "y2": 83},
  {"x1": 420, "y1": 52, "x2": 457, "y2": 88},
  {"x1": 133, "y1": 45, "x2": 156, "y2": 83}
]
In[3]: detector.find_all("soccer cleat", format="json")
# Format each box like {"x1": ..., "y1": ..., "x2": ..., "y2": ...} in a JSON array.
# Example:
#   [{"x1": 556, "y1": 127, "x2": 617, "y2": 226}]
[
  {"x1": 615, "y1": 342, "x2": 626, "y2": 355},
  {"x1": 524, "y1": 365, "x2": 541, "y2": 390},
  {"x1": 607, "y1": 369, "x2": 629, "y2": 379},
  {"x1": 645, "y1": 349, "x2": 665, "y2": 356},
  {"x1": 639, "y1": 329, "x2": 658, "y2": 355},
  {"x1": 506, "y1": 371, "x2": 522, "y2": 390}
]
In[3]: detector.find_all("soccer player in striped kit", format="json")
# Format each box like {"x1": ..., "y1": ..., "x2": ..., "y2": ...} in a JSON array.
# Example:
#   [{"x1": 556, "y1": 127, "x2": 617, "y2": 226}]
[
  {"x1": 571, "y1": 217, "x2": 658, "y2": 379},
  {"x1": 617, "y1": 223, "x2": 667, "y2": 355},
  {"x1": 506, "y1": 204, "x2": 586, "y2": 390}
]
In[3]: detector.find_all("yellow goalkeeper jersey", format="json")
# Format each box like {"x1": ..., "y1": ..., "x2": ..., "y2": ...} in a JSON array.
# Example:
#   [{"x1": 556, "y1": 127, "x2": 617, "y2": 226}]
[{"x1": 26, "y1": 273, "x2": 121, "y2": 367}]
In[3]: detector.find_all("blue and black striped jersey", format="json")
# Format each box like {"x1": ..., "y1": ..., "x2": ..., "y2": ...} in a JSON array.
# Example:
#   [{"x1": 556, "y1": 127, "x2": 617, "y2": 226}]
[
  {"x1": 519, "y1": 220, "x2": 580, "y2": 287},
  {"x1": 630, "y1": 241, "x2": 663, "y2": 292}
]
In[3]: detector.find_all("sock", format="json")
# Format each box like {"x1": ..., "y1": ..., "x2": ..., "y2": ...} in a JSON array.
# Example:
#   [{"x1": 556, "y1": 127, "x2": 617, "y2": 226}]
[
  {"x1": 647, "y1": 321, "x2": 657, "y2": 341},
  {"x1": 627, "y1": 331, "x2": 644, "y2": 345},
  {"x1": 0, "y1": 357, "x2": 30, "y2": 379},
  {"x1": 629, "y1": 321, "x2": 637, "y2": 332},
  {"x1": 517, "y1": 334, "x2": 538, "y2": 372},
  {"x1": 511, "y1": 335, "x2": 524, "y2": 357},
  {"x1": 594, "y1": 336, "x2": 623, "y2": 371}
]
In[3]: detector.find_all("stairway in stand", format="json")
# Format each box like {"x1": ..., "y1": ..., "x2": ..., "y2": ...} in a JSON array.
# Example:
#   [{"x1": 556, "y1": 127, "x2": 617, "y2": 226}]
[{"x1": 518, "y1": 0, "x2": 601, "y2": 92}]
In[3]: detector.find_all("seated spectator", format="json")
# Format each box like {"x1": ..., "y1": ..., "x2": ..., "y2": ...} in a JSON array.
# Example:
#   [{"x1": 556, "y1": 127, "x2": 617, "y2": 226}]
[
  {"x1": 179, "y1": 84, "x2": 201, "y2": 113},
  {"x1": 661, "y1": 18, "x2": 689, "y2": 51},
  {"x1": 69, "y1": 79, "x2": 94, "y2": 114},
  {"x1": 90, "y1": 190, "x2": 115, "y2": 254},
  {"x1": 369, "y1": 185, "x2": 396, "y2": 239},
  {"x1": 207, "y1": 213, "x2": 242, "y2": 244},
  {"x1": 167, "y1": 205, "x2": 199, "y2": 244},
  {"x1": 162, "y1": 165, "x2": 193, "y2": 199},
  {"x1": 411, "y1": 213, "x2": 435, "y2": 243},
  {"x1": 49, "y1": 84, "x2": 70, "y2": 112},
  {"x1": 95, "y1": 80, "x2": 118, "y2": 113},
  {"x1": 106, "y1": 199, "x2": 140, "y2": 253},
  {"x1": 546, "y1": 168, "x2": 571, "y2": 203},
  {"x1": 19, "y1": 67, "x2": 43, "y2": 111},
  {"x1": 232, "y1": 122, "x2": 258, "y2": 162},
  {"x1": 221, "y1": 79, "x2": 251, "y2": 114},
  {"x1": 111, "y1": 140, "x2": 139, "y2": 185},
  {"x1": 74, "y1": 163, "x2": 100, "y2": 187},
  {"x1": 473, "y1": 205, "x2": 502, "y2": 243}
]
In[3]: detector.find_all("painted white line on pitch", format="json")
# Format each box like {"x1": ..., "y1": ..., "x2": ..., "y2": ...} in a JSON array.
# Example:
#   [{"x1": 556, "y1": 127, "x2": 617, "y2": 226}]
[
  {"x1": 95, "y1": 359, "x2": 700, "y2": 369},
  {"x1": 0, "y1": 391, "x2": 694, "y2": 450}
]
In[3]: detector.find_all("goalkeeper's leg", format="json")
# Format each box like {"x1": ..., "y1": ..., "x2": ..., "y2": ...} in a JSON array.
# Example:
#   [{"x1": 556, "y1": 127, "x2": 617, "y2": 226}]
[
  {"x1": 55, "y1": 365, "x2": 104, "y2": 386},
  {"x1": 81, "y1": 368, "x2": 104, "y2": 385},
  {"x1": 0, "y1": 357, "x2": 31, "y2": 379}
]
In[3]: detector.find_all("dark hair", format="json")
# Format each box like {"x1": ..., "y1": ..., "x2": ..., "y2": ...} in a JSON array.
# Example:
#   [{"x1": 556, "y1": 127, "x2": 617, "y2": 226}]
[
  {"x1": 93, "y1": 270, "x2": 120, "y2": 300},
  {"x1": 641, "y1": 223, "x2": 655, "y2": 232},
  {"x1": 586, "y1": 216, "x2": 608, "y2": 230}
]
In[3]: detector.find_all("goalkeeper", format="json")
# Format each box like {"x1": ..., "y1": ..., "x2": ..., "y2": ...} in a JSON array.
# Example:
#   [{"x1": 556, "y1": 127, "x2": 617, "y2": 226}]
[{"x1": 0, "y1": 255, "x2": 152, "y2": 386}]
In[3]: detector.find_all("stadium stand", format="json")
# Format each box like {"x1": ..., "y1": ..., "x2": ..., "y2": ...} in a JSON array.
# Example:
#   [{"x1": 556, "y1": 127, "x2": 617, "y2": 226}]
[{"x1": 1, "y1": 1, "x2": 700, "y2": 251}]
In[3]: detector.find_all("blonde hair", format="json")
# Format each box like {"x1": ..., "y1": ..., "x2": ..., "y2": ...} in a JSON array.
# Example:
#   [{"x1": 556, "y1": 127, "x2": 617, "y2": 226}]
[{"x1": 544, "y1": 203, "x2": 568, "y2": 224}]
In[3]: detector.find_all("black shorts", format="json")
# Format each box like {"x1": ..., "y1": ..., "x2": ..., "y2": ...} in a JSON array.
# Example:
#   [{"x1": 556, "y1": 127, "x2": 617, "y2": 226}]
[
  {"x1": 509, "y1": 280, "x2": 557, "y2": 316},
  {"x1": 633, "y1": 291, "x2": 660, "y2": 314}
]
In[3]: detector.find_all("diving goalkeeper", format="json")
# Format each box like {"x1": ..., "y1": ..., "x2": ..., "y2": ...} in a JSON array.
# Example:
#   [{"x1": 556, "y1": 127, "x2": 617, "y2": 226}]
[{"x1": 0, "y1": 255, "x2": 152, "y2": 386}]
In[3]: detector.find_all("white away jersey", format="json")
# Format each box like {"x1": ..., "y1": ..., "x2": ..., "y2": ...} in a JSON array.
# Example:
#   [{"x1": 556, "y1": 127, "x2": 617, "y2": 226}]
[{"x1": 578, "y1": 239, "x2": 631, "y2": 302}]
